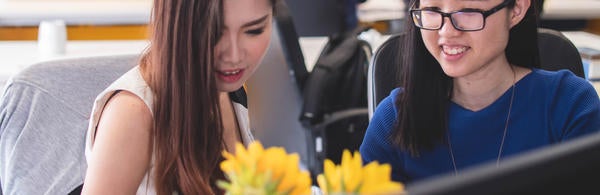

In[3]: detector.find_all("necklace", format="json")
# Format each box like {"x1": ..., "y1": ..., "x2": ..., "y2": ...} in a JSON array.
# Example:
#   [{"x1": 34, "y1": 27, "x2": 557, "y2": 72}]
[{"x1": 447, "y1": 68, "x2": 516, "y2": 175}]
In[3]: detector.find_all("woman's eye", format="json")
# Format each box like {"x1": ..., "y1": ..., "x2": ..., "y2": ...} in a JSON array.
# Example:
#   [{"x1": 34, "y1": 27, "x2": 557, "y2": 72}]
[{"x1": 246, "y1": 28, "x2": 265, "y2": 35}]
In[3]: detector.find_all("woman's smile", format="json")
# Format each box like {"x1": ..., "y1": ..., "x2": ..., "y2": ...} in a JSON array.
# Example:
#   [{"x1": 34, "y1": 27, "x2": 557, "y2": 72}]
[
  {"x1": 216, "y1": 68, "x2": 246, "y2": 83},
  {"x1": 440, "y1": 44, "x2": 470, "y2": 61}
]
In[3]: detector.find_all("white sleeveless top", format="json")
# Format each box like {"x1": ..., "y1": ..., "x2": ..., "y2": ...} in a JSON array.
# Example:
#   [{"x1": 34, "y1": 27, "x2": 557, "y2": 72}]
[{"x1": 85, "y1": 66, "x2": 254, "y2": 194}]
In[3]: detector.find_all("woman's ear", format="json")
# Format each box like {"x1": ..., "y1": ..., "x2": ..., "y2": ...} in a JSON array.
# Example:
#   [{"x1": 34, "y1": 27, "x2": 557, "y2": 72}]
[{"x1": 509, "y1": 0, "x2": 531, "y2": 28}]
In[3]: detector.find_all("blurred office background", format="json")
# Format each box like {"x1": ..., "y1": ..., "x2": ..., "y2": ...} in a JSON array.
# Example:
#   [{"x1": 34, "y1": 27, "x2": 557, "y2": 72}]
[
  {"x1": 1, "y1": 0, "x2": 600, "y2": 193},
  {"x1": 1, "y1": 0, "x2": 598, "y2": 40}
]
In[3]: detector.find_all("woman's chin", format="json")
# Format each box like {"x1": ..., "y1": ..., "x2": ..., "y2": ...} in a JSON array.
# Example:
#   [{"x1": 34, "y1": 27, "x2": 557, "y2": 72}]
[
  {"x1": 439, "y1": 66, "x2": 462, "y2": 78},
  {"x1": 217, "y1": 83, "x2": 244, "y2": 93}
]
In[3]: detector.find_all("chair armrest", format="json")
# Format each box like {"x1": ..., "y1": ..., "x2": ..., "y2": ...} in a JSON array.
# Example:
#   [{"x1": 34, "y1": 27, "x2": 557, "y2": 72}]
[{"x1": 308, "y1": 108, "x2": 369, "y2": 131}]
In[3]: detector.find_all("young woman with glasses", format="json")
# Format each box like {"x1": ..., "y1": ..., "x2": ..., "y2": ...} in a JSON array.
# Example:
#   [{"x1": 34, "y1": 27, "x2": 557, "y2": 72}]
[
  {"x1": 82, "y1": 0, "x2": 277, "y2": 194},
  {"x1": 360, "y1": 0, "x2": 600, "y2": 183}
]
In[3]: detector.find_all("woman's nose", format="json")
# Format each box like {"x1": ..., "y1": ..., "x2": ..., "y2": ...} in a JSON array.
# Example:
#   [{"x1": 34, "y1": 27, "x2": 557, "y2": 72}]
[
  {"x1": 220, "y1": 35, "x2": 243, "y2": 64},
  {"x1": 438, "y1": 17, "x2": 461, "y2": 37}
]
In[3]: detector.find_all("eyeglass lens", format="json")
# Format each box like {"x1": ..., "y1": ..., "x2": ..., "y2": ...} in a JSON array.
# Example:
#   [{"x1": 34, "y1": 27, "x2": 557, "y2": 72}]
[{"x1": 412, "y1": 10, "x2": 485, "y2": 31}]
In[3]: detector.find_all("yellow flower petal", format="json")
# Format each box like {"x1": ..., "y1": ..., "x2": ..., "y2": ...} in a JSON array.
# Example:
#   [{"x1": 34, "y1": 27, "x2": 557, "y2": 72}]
[
  {"x1": 323, "y1": 159, "x2": 342, "y2": 192},
  {"x1": 248, "y1": 141, "x2": 264, "y2": 157},
  {"x1": 276, "y1": 153, "x2": 301, "y2": 192},
  {"x1": 222, "y1": 150, "x2": 235, "y2": 160},
  {"x1": 316, "y1": 150, "x2": 405, "y2": 195},
  {"x1": 220, "y1": 160, "x2": 235, "y2": 173},
  {"x1": 234, "y1": 143, "x2": 252, "y2": 167},
  {"x1": 342, "y1": 150, "x2": 363, "y2": 192},
  {"x1": 218, "y1": 141, "x2": 313, "y2": 195},
  {"x1": 360, "y1": 162, "x2": 404, "y2": 194},
  {"x1": 289, "y1": 171, "x2": 312, "y2": 195},
  {"x1": 258, "y1": 147, "x2": 286, "y2": 180},
  {"x1": 317, "y1": 174, "x2": 328, "y2": 194}
]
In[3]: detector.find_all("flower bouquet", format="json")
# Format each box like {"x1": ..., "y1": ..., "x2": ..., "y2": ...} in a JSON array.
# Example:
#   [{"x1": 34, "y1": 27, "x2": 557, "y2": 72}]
[
  {"x1": 218, "y1": 142, "x2": 312, "y2": 195},
  {"x1": 218, "y1": 141, "x2": 404, "y2": 195},
  {"x1": 317, "y1": 150, "x2": 404, "y2": 195}
]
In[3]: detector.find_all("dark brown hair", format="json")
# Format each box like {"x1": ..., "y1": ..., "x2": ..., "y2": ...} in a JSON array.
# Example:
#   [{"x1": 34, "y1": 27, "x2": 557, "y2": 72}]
[{"x1": 140, "y1": 0, "x2": 276, "y2": 194}]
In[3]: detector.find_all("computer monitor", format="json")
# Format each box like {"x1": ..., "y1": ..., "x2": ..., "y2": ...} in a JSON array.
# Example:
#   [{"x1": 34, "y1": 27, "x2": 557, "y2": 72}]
[{"x1": 406, "y1": 131, "x2": 600, "y2": 195}]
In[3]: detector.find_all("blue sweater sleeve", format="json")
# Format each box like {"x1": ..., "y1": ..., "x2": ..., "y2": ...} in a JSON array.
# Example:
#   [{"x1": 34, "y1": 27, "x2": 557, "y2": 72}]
[
  {"x1": 551, "y1": 72, "x2": 600, "y2": 140},
  {"x1": 360, "y1": 88, "x2": 407, "y2": 182}
]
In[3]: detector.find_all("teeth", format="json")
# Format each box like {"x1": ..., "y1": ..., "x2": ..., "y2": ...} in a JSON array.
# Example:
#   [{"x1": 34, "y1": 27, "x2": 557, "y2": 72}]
[
  {"x1": 222, "y1": 70, "x2": 240, "y2": 75},
  {"x1": 443, "y1": 46, "x2": 468, "y2": 55}
]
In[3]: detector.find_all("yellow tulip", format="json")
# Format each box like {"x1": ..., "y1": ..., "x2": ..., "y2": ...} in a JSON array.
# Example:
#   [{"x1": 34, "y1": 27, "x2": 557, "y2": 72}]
[
  {"x1": 248, "y1": 141, "x2": 265, "y2": 159},
  {"x1": 220, "y1": 160, "x2": 235, "y2": 174},
  {"x1": 361, "y1": 162, "x2": 404, "y2": 194},
  {"x1": 323, "y1": 159, "x2": 342, "y2": 193},
  {"x1": 258, "y1": 147, "x2": 286, "y2": 180},
  {"x1": 235, "y1": 143, "x2": 254, "y2": 168},
  {"x1": 317, "y1": 149, "x2": 404, "y2": 195},
  {"x1": 218, "y1": 141, "x2": 312, "y2": 195},
  {"x1": 341, "y1": 150, "x2": 363, "y2": 192},
  {"x1": 289, "y1": 171, "x2": 312, "y2": 195}
]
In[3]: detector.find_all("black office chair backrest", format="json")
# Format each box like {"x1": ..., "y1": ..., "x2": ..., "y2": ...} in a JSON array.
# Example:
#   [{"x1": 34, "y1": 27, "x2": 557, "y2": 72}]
[
  {"x1": 537, "y1": 28, "x2": 585, "y2": 75},
  {"x1": 367, "y1": 33, "x2": 404, "y2": 118},
  {"x1": 368, "y1": 28, "x2": 585, "y2": 117}
]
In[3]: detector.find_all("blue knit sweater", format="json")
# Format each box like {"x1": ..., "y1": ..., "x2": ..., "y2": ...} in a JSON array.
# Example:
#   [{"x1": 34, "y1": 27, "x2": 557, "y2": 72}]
[{"x1": 360, "y1": 69, "x2": 600, "y2": 183}]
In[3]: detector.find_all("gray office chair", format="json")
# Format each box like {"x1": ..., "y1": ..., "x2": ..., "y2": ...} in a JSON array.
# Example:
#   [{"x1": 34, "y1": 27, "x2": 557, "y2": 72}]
[
  {"x1": 367, "y1": 28, "x2": 586, "y2": 117},
  {"x1": 0, "y1": 55, "x2": 138, "y2": 194}
]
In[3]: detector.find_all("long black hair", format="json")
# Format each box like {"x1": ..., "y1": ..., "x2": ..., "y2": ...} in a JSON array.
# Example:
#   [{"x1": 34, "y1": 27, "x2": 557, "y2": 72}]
[{"x1": 392, "y1": 0, "x2": 540, "y2": 155}]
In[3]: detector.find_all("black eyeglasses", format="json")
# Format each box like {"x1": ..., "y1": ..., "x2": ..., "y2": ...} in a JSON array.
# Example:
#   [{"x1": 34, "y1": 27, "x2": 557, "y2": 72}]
[{"x1": 410, "y1": 0, "x2": 513, "y2": 31}]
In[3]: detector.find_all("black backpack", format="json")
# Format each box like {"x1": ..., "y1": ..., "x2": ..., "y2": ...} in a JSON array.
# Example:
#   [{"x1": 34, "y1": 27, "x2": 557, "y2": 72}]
[{"x1": 300, "y1": 26, "x2": 372, "y2": 178}]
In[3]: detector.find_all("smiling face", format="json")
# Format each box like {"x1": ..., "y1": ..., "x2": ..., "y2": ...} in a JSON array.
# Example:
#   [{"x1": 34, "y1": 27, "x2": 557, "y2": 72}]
[
  {"x1": 214, "y1": 0, "x2": 273, "y2": 92},
  {"x1": 417, "y1": 0, "x2": 525, "y2": 79}
]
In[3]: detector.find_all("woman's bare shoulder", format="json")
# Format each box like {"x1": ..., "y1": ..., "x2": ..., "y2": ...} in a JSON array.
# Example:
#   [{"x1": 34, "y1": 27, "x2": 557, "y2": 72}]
[{"x1": 83, "y1": 90, "x2": 154, "y2": 194}]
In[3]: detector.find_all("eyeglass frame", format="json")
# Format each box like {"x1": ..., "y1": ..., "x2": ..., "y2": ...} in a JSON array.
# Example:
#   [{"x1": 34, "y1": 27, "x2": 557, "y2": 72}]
[{"x1": 409, "y1": 0, "x2": 514, "y2": 32}]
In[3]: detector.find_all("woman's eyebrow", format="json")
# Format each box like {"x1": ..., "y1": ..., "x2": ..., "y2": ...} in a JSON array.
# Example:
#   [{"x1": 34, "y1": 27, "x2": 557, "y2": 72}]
[{"x1": 242, "y1": 14, "x2": 269, "y2": 28}]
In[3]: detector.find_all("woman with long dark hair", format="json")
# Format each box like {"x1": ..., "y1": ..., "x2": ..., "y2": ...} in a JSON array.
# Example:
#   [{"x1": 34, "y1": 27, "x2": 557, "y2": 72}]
[
  {"x1": 361, "y1": 0, "x2": 600, "y2": 183},
  {"x1": 82, "y1": 0, "x2": 276, "y2": 194}
]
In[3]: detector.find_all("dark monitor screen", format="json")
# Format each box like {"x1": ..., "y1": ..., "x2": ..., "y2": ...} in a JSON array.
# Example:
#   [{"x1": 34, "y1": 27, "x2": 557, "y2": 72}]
[{"x1": 406, "y1": 131, "x2": 600, "y2": 195}]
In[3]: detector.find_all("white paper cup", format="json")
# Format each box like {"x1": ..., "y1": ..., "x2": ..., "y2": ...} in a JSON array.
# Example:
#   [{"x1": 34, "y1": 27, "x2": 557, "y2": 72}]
[{"x1": 38, "y1": 20, "x2": 67, "y2": 59}]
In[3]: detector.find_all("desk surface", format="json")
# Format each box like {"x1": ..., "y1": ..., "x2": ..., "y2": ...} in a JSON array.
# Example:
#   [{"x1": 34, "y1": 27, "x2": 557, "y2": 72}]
[{"x1": 562, "y1": 31, "x2": 600, "y2": 49}]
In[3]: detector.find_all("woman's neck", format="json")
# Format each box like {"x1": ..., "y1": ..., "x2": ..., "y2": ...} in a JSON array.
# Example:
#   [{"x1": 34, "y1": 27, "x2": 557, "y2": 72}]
[
  {"x1": 452, "y1": 64, "x2": 517, "y2": 111},
  {"x1": 219, "y1": 91, "x2": 241, "y2": 153}
]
